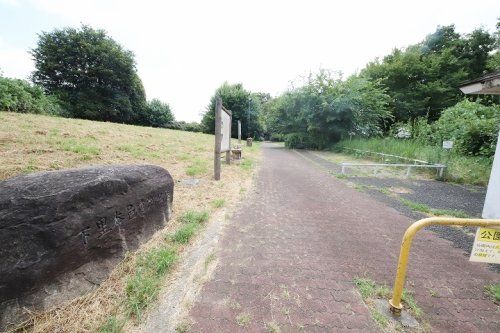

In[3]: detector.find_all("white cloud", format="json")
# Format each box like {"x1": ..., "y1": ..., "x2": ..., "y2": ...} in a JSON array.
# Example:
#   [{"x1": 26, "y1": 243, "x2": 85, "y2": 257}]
[
  {"x1": 0, "y1": 0, "x2": 20, "y2": 6},
  {"x1": 3, "y1": 0, "x2": 499, "y2": 121}
]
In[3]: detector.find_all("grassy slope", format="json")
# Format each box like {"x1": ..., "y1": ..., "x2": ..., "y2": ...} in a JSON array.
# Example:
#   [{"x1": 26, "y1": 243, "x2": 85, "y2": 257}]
[
  {"x1": 335, "y1": 138, "x2": 492, "y2": 185},
  {"x1": 1, "y1": 111, "x2": 216, "y2": 180},
  {"x1": 0, "y1": 112, "x2": 261, "y2": 332}
]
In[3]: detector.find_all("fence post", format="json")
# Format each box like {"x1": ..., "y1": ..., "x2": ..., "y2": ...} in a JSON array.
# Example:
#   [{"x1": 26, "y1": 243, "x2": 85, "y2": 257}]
[
  {"x1": 238, "y1": 120, "x2": 241, "y2": 144},
  {"x1": 226, "y1": 114, "x2": 231, "y2": 165},
  {"x1": 438, "y1": 165, "x2": 445, "y2": 178},
  {"x1": 214, "y1": 96, "x2": 222, "y2": 180},
  {"x1": 406, "y1": 166, "x2": 412, "y2": 178}
]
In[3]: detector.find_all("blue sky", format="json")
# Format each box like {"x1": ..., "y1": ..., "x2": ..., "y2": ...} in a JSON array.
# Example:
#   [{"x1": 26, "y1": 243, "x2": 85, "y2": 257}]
[{"x1": 1, "y1": 0, "x2": 499, "y2": 122}]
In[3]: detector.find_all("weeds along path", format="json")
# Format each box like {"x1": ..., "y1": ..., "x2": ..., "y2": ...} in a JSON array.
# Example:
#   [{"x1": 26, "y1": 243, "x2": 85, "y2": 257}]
[{"x1": 183, "y1": 142, "x2": 498, "y2": 333}]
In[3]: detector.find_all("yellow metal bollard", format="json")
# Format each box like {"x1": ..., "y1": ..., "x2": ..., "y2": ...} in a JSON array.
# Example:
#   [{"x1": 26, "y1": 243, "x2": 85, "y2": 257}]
[{"x1": 389, "y1": 217, "x2": 500, "y2": 314}]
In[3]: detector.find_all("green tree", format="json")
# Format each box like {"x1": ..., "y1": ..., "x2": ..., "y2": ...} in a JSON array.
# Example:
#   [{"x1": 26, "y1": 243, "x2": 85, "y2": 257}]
[
  {"x1": 265, "y1": 70, "x2": 391, "y2": 148},
  {"x1": 139, "y1": 99, "x2": 175, "y2": 128},
  {"x1": 486, "y1": 19, "x2": 500, "y2": 71},
  {"x1": 31, "y1": 25, "x2": 147, "y2": 124},
  {"x1": 362, "y1": 25, "x2": 496, "y2": 123},
  {"x1": 201, "y1": 82, "x2": 262, "y2": 138}
]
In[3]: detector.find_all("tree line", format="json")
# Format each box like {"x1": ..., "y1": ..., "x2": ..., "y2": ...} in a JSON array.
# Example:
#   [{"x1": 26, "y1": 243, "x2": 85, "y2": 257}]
[
  {"x1": 1, "y1": 22, "x2": 498, "y2": 151},
  {"x1": 0, "y1": 25, "x2": 201, "y2": 130},
  {"x1": 200, "y1": 23, "x2": 499, "y2": 153}
]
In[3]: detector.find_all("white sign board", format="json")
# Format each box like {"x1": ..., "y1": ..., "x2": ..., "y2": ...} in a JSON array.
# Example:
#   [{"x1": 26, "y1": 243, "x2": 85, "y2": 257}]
[
  {"x1": 220, "y1": 109, "x2": 231, "y2": 152},
  {"x1": 442, "y1": 140, "x2": 454, "y2": 149},
  {"x1": 469, "y1": 227, "x2": 500, "y2": 264},
  {"x1": 482, "y1": 130, "x2": 500, "y2": 219}
]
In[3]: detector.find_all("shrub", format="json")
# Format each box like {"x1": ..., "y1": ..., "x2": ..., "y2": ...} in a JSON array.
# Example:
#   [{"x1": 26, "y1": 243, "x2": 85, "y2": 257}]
[
  {"x1": 0, "y1": 76, "x2": 61, "y2": 115},
  {"x1": 139, "y1": 99, "x2": 174, "y2": 128},
  {"x1": 432, "y1": 100, "x2": 499, "y2": 157},
  {"x1": 168, "y1": 121, "x2": 202, "y2": 132},
  {"x1": 285, "y1": 132, "x2": 328, "y2": 149}
]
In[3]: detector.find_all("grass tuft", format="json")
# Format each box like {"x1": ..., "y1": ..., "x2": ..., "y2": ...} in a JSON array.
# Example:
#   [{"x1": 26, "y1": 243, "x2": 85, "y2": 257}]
[
  {"x1": 266, "y1": 321, "x2": 281, "y2": 333},
  {"x1": 354, "y1": 277, "x2": 423, "y2": 324},
  {"x1": 125, "y1": 271, "x2": 159, "y2": 319},
  {"x1": 175, "y1": 321, "x2": 191, "y2": 333},
  {"x1": 186, "y1": 158, "x2": 207, "y2": 176},
  {"x1": 171, "y1": 223, "x2": 199, "y2": 244},
  {"x1": 370, "y1": 309, "x2": 388, "y2": 327},
  {"x1": 170, "y1": 210, "x2": 209, "y2": 244},
  {"x1": 400, "y1": 198, "x2": 470, "y2": 218},
  {"x1": 240, "y1": 158, "x2": 253, "y2": 171},
  {"x1": 354, "y1": 278, "x2": 390, "y2": 300},
  {"x1": 485, "y1": 284, "x2": 500, "y2": 302},
  {"x1": 236, "y1": 312, "x2": 251, "y2": 327},
  {"x1": 402, "y1": 289, "x2": 422, "y2": 318},
  {"x1": 180, "y1": 210, "x2": 209, "y2": 224},
  {"x1": 98, "y1": 316, "x2": 123, "y2": 333},
  {"x1": 125, "y1": 246, "x2": 177, "y2": 319},
  {"x1": 211, "y1": 198, "x2": 225, "y2": 208}
]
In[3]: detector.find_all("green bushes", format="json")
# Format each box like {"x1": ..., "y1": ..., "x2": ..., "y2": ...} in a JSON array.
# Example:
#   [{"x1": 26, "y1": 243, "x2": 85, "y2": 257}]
[
  {"x1": 401, "y1": 101, "x2": 499, "y2": 158},
  {"x1": 284, "y1": 132, "x2": 327, "y2": 149},
  {"x1": 138, "y1": 99, "x2": 174, "y2": 128},
  {"x1": 432, "y1": 100, "x2": 499, "y2": 157},
  {"x1": 0, "y1": 76, "x2": 61, "y2": 115},
  {"x1": 167, "y1": 120, "x2": 202, "y2": 132}
]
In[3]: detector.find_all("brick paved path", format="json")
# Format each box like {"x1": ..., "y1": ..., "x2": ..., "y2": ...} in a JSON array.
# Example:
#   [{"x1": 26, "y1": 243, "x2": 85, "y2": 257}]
[{"x1": 188, "y1": 143, "x2": 499, "y2": 332}]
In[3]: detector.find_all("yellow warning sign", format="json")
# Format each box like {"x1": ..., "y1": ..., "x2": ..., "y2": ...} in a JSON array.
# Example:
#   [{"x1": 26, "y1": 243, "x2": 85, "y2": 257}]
[{"x1": 470, "y1": 227, "x2": 500, "y2": 264}]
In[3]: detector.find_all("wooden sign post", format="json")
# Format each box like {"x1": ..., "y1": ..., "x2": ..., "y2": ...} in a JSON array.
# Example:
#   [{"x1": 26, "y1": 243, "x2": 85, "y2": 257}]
[
  {"x1": 214, "y1": 96, "x2": 232, "y2": 180},
  {"x1": 238, "y1": 120, "x2": 242, "y2": 144},
  {"x1": 214, "y1": 97, "x2": 222, "y2": 180}
]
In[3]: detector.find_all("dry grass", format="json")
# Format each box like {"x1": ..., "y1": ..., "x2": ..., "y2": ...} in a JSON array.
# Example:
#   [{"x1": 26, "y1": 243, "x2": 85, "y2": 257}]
[{"x1": 0, "y1": 112, "x2": 261, "y2": 332}]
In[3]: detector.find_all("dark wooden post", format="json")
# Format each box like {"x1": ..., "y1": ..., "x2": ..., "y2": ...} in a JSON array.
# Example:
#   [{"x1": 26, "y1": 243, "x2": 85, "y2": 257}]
[
  {"x1": 226, "y1": 114, "x2": 231, "y2": 165},
  {"x1": 214, "y1": 96, "x2": 222, "y2": 180}
]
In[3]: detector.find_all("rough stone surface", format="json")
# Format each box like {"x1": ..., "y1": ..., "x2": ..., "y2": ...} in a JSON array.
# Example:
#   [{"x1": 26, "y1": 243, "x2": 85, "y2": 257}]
[{"x1": 0, "y1": 164, "x2": 173, "y2": 306}]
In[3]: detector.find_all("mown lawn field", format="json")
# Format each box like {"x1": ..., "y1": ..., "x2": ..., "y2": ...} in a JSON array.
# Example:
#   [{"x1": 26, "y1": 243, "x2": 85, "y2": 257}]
[{"x1": 0, "y1": 111, "x2": 261, "y2": 332}]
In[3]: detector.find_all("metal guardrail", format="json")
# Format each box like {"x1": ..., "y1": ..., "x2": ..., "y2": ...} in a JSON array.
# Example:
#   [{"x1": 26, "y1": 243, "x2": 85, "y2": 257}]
[
  {"x1": 340, "y1": 162, "x2": 446, "y2": 178},
  {"x1": 343, "y1": 148, "x2": 430, "y2": 165}
]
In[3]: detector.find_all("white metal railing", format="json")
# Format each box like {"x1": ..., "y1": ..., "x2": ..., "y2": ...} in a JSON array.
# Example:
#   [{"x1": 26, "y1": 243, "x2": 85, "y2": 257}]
[
  {"x1": 340, "y1": 162, "x2": 446, "y2": 178},
  {"x1": 343, "y1": 147, "x2": 430, "y2": 165}
]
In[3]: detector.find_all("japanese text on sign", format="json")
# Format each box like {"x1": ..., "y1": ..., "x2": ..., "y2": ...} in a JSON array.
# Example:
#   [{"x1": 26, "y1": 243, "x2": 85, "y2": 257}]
[{"x1": 470, "y1": 227, "x2": 500, "y2": 264}]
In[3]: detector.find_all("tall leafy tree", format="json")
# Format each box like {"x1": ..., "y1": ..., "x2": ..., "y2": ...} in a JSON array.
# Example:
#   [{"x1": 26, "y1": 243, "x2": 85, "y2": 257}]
[
  {"x1": 265, "y1": 70, "x2": 392, "y2": 148},
  {"x1": 31, "y1": 25, "x2": 147, "y2": 124},
  {"x1": 139, "y1": 99, "x2": 175, "y2": 128},
  {"x1": 362, "y1": 25, "x2": 496, "y2": 123},
  {"x1": 201, "y1": 82, "x2": 262, "y2": 138}
]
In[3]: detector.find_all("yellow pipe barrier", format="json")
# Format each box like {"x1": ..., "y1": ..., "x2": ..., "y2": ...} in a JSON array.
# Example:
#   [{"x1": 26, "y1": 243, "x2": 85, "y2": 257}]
[{"x1": 389, "y1": 217, "x2": 500, "y2": 314}]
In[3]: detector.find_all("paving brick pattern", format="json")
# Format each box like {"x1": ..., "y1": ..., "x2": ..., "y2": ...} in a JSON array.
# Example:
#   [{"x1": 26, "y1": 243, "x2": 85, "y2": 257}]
[{"x1": 189, "y1": 144, "x2": 499, "y2": 332}]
